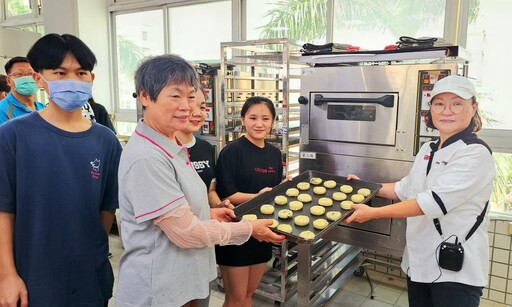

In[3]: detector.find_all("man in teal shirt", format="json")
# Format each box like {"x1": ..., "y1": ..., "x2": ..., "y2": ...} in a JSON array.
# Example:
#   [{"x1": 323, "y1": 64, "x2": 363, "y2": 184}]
[{"x1": 0, "y1": 56, "x2": 45, "y2": 124}]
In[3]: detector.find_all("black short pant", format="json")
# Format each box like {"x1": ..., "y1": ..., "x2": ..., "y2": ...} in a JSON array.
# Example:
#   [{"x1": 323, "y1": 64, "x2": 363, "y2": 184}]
[
  {"x1": 215, "y1": 237, "x2": 272, "y2": 266},
  {"x1": 407, "y1": 276, "x2": 483, "y2": 307}
]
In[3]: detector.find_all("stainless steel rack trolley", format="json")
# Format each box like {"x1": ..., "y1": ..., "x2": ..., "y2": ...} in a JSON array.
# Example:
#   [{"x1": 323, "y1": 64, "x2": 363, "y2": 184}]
[{"x1": 234, "y1": 171, "x2": 381, "y2": 306}]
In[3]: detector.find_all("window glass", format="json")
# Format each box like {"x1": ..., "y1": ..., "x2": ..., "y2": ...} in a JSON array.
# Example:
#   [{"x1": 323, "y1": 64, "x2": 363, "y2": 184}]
[
  {"x1": 466, "y1": 1, "x2": 512, "y2": 216},
  {"x1": 491, "y1": 153, "x2": 512, "y2": 214},
  {"x1": 116, "y1": 121, "x2": 138, "y2": 137},
  {"x1": 246, "y1": 0, "x2": 326, "y2": 44},
  {"x1": 168, "y1": 1, "x2": 231, "y2": 62},
  {"x1": 18, "y1": 24, "x2": 43, "y2": 34},
  {"x1": 332, "y1": 0, "x2": 445, "y2": 50},
  {"x1": 6, "y1": 0, "x2": 32, "y2": 17},
  {"x1": 466, "y1": 0, "x2": 512, "y2": 130},
  {"x1": 114, "y1": 9, "x2": 164, "y2": 110}
]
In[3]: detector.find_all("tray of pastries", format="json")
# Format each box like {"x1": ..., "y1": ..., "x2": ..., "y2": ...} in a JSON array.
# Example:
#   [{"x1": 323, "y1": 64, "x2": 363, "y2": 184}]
[{"x1": 233, "y1": 170, "x2": 382, "y2": 244}]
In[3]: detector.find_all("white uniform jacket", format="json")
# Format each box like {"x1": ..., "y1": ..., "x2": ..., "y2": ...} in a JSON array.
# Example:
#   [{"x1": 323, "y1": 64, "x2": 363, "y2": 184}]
[{"x1": 395, "y1": 126, "x2": 495, "y2": 286}]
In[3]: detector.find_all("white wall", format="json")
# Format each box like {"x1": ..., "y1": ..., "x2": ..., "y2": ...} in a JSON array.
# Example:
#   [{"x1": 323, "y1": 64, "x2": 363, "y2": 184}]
[
  {"x1": 0, "y1": 27, "x2": 41, "y2": 72},
  {"x1": 42, "y1": 0, "x2": 113, "y2": 112}
]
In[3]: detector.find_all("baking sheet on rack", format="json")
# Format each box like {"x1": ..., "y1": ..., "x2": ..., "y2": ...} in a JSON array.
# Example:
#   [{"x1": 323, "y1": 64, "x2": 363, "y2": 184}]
[{"x1": 233, "y1": 170, "x2": 382, "y2": 244}]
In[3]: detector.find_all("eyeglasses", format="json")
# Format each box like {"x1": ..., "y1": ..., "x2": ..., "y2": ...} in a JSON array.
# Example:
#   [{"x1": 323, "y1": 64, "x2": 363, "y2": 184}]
[
  {"x1": 430, "y1": 101, "x2": 467, "y2": 114},
  {"x1": 8, "y1": 73, "x2": 34, "y2": 78}
]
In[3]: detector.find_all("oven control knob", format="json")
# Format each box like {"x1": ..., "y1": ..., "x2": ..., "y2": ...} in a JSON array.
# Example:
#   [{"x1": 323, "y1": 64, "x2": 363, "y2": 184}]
[{"x1": 298, "y1": 96, "x2": 309, "y2": 105}]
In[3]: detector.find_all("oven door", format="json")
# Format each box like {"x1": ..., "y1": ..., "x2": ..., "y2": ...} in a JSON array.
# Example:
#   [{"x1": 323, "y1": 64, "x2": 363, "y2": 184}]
[{"x1": 308, "y1": 92, "x2": 399, "y2": 146}]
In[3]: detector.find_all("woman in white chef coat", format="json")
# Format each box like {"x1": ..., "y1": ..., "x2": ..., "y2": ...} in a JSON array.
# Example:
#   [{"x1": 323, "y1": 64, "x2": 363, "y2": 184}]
[{"x1": 346, "y1": 75, "x2": 495, "y2": 307}]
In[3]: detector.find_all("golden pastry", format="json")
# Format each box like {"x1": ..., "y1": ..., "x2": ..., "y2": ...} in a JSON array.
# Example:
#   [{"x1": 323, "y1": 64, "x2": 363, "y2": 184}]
[
  {"x1": 294, "y1": 215, "x2": 310, "y2": 226},
  {"x1": 323, "y1": 180, "x2": 337, "y2": 189},
  {"x1": 326, "y1": 211, "x2": 342, "y2": 221},
  {"x1": 341, "y1": 200, "x2": 354, "y2": 210},
  {"x1": 242, "y1": 214, "x2": 257, "y2": 221},
  {"x1": 310, "y1": 205, "x2": 326, "y2": 216},
  {"x1": 286, "y1": 188, "x2": 300, "y2": 197},
  {"x1": 296, "y1": 182, "x2": 310, "y2": 190},
  {"x1": 318, "y1": 197, "x2": 333, "y2": 207},
  {"x1": 313, "y1": 218, "x2": 329, "y2": 230},
  {"x1": 351, "y1": 194, "x2": 365, "y2": 203},
  {"x1": 313, "y1": 186, "x2": 326, "y2": 195},
  {"x1": 277, "y1": 224, "x2": 292, "y2": 233},
  {"x1": 260, "y1": 204, "x2": 275, "y2": 215},
  {"x1": 297, "y1": 193, "x2": 313, "y2": 203},
  {"x1": 332, "y1": 192, "x2": 347, "y2": 201},
  {"x1": 289, "y1": 200, "x2": 304, "y2": 211},
  {"x1": 310, "y1": 177, "x2": 322, "y2": 185},
  {"x1": 269, "y1": 219, "x2": 279, "y2": 228},
  {"x1": 358, "y1": 188, "x2": 371, "y2": 197},
  {"x1": 340, "y1": 185, "x2": 353, "y2": 194},
  {"x1": 299, "y1": 230, "x2": 315, "y2": 240},
  {"x1": 278, "y1": 209, "x2": 293, "y2": 220},
  {"x1": 274, "y1": 195, "x2": 288, "y2": 205}
]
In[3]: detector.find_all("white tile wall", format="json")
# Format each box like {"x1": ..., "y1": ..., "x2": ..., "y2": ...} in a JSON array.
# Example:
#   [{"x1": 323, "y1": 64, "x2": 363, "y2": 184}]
[
  {"x1": 490, "y1": 276, "x2": 507, "y2": 292},
  {"x1": 489, "y1": 289, "x2": 506, "y2": 303},
  {"x1": 494, "y1": 234, "x2": 511, "y2": 250},
  {"x1": 491, "y1": 262, "x2": 509, "y2": 278},
  {"x1": 484, "y1": 218, "x2": 512, "y2": 304},
  {"x1": 495, "y1": 221, "x2": 510, "y2": 235},
  {"x1": 492, "y1": 248, "x2": 509, "y2": 264}
]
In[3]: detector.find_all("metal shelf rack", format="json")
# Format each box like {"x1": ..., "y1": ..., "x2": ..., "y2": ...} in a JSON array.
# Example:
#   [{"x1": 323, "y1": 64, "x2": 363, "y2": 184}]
[{"x1": 220, "y1": 38, "x2": 306, "y2": 177}]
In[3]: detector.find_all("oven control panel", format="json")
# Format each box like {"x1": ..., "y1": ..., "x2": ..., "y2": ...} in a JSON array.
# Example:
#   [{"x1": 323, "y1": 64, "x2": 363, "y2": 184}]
[
  {"x1": 199, "y1": 74, "x2": 216, "y2": 136},
  {"x1": 415, "y1": 69, "x2": 452, "y2": 154}
]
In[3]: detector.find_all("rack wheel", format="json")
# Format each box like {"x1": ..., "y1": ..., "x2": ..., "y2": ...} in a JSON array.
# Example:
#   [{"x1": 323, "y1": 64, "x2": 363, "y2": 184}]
[
  {"x1": 353, "y1": 266, "x2": 365, "y2": 276},
  {"x1": 272, "y1": 258, "x2": 281, "y2": 269}
]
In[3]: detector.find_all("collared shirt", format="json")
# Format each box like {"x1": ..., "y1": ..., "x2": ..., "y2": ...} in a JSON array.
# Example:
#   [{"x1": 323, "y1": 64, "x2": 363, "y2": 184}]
[
  {"x1": 0, "y1": 92, "x2": 45, "y2": 124},
  {"x1": 116, "y1": 120, "x2": 216, "y2": 307},
  {"x1": 396, "y1": 126, "x2": 495, "y2": 286}
]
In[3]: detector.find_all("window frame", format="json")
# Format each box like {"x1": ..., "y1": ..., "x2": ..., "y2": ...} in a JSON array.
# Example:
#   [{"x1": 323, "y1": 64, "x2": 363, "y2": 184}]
[
  {"x1": 2, "y1": 0, "x2": 40, "y2": 21},
  {"x1": 110, "y1": 6, "x2": 168, "y2": 123},
  {"x1": 108, "y1": 0, "x2": 512, "y2": 151}
]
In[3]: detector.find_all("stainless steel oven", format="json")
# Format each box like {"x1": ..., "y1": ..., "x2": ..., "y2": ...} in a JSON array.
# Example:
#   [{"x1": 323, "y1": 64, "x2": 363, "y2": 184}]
[{"x1": 299, "y1": 61, "x2": 467, "y2": 256}]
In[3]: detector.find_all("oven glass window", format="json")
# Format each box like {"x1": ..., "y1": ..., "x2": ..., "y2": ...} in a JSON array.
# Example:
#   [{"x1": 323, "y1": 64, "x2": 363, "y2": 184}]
[{"x1": 327, "y1": 105, "x2": 376, "y2": 121}]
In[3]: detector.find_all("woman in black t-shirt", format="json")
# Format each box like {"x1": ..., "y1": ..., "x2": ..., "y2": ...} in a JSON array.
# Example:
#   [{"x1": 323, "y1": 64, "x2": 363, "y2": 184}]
[
  {"x1": 176, "y1": 89, "x2": 227, "y2": 208},
  {"x1": 215, "y1": 96, "x2": 283, "y2": 307}
]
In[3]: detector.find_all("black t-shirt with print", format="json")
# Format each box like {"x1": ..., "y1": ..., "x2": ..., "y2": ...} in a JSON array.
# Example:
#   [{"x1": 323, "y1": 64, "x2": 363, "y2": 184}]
[
  {"x1": 188, "y1": 137, "x2": 216, "y2": 188},
  {"x1": 215, "y1": 136, "x2": 283, "y2": 266}
]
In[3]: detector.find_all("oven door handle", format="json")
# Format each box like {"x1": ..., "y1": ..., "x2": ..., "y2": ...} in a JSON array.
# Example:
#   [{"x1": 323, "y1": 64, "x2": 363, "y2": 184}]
[{"x1": 314, "y1": 94, "x2": 394, "y2": 107}]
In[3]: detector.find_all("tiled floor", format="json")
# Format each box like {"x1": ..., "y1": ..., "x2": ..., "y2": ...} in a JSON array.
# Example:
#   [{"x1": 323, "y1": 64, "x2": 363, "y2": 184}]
[{"x1": 107, "y1": 232, "x2": 503, "y2": 306}]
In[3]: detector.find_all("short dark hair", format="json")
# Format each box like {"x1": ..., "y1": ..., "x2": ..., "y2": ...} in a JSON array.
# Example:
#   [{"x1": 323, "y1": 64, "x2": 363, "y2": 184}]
[
  {"x1": 0, "y1": 74, "x2": 10, "y2": 92},
  {"x1": 135, "y1": 54, "x2": 199, "y2": 101},
  {"x1": 241, "y1": 96, "x2": 276, "y2": 120},
  {"x1": 4, "y1": 56, "x2": 31, "y2": 74},
  {"x1": 27, "y1": 33, "x2": 97, "y2": 72},
  {"x1": 425, "y1": 96, "x2": 482, "y2": 132}
]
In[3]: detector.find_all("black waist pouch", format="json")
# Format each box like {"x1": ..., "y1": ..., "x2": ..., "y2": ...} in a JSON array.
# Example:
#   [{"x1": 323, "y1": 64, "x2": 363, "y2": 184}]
[{"x1": 439, "y1": 241, "x2": 464, "y2": 271}]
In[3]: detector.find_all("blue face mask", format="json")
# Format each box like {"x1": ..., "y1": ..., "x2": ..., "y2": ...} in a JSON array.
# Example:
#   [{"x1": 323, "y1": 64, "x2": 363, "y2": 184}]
[
  {"x1": 14, "y1": 76, "x2": 39, "y2": 96},
  {"x1": 47, "y1": 79, "x2": 93, "y2": 112}
]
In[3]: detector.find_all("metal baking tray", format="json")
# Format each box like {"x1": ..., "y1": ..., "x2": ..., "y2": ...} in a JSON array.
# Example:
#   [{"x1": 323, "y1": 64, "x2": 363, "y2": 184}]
[{"x1": 233, "y1": 170, "x2": 382, "y2": 244}]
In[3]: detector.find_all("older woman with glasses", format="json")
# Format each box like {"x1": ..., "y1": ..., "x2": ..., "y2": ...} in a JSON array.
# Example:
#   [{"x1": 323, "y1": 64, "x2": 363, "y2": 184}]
[{"x1": 345, "y1": 75, "x2": 495, "y2": 307}]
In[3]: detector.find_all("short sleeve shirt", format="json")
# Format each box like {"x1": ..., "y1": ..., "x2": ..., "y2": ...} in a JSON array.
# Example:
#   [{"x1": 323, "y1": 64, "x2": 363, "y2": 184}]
[
  {"x1": 0, "y1": 112, "x2": 121, "y2": 305},
  {"x1": 185, "y1": 136, "x2": 216, "y2": 188},
  {"x1": 0, "y1": 92, "x2": 45, "y2": 124},
  {"x1": 116, "y1": 120, "x2": 216, "y2": 307},
  {"x1": 216, "y1": 136, "x2": 283, "y2": 198}
]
